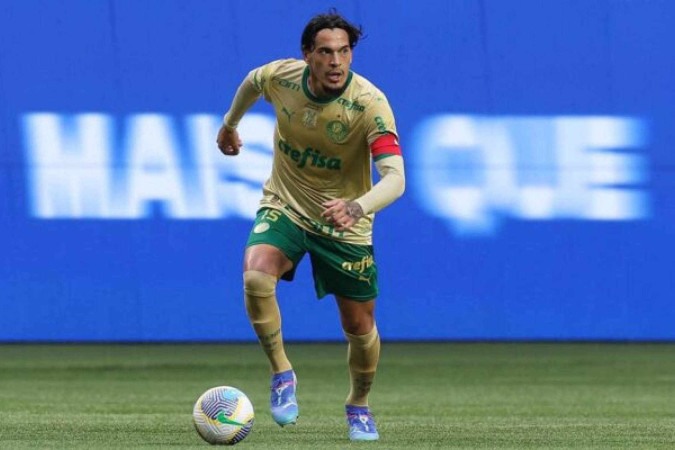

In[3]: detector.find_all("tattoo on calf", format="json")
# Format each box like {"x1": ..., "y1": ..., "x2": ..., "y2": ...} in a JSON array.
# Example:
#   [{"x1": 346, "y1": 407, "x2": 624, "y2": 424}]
[
  {"x1": 258, "y1": 328, "x2": 281, "y2": 352},
  {"x1": 354, "y1": 375, "x2": 373, "y2": 396}
]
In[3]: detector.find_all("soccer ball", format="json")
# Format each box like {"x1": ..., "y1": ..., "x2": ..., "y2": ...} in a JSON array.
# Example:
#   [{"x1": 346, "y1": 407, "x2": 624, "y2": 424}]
[{"x1": 193, "y1": 386, "x2": 255, "y2": 445}]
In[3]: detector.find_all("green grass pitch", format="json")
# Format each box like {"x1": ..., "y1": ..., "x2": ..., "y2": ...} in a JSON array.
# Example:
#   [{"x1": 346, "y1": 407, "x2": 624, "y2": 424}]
[{"x1": 1, "y1": 343, "x2": 674, "y2": 449}]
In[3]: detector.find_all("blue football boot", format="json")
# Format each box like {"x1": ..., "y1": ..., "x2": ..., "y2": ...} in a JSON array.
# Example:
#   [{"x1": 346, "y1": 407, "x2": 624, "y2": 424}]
[
  {"x1": 346, "y1": 404, "x2": 379, "y2": 441},
  {"x1": 270, "y1": 369, "x2": 298, "y2": 426}
]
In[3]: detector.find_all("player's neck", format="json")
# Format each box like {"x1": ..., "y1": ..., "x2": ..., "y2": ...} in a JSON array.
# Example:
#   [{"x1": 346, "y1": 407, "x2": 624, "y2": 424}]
[
  {"x1": 307, "y1": 76, "x2": 338, "y2": 100},
  {"x1": 306, "y1": 77, "x2": 324, "y2": 99}
]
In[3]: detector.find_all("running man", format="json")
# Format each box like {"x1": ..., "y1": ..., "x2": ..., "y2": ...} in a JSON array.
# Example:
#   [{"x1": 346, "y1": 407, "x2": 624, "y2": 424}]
[{"x1": 216, "y1": 10, "x2": 405, "y2": 441}]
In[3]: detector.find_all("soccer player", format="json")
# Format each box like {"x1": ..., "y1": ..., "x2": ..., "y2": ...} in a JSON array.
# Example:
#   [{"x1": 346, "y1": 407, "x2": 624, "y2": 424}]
[{"x1": 216, "y1": 10, "x2": 405, "y2": 442}]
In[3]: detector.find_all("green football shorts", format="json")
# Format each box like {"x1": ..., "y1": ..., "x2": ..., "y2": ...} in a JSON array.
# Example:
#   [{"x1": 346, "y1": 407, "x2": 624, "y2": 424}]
[{"x1": 246, "y1": 208, "x2": 378, "y2": 301}]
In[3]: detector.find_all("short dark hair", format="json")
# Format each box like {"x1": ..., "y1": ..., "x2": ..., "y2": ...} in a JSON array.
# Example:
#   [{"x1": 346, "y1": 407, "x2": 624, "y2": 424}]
[{"x1": 301, "y1": 9, "x2": 363, "y2": 52}]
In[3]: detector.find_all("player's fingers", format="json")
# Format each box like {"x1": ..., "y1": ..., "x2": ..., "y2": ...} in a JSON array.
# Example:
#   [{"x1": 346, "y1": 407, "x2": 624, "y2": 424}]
[
  {"x1": 220, "y1": 144, "x2": 239, "y2": 156},
  {"x1": 325, "y1": 208, "x2": 349, "y2": 224},
  {"x1": 321, "y1": 205, "x2": 340, "y2": 219},
  {"x1": 216, "y1": 126, "x2": 242, "y2": 156},
  {"x1": 321, "y1": 199, "x2": 341, "y2": 209},
  {"x1": 335, "y1": 217, "x2": 355, "y2": 231},
  {"x1": 333, "y1": 210, "x2": 351, "y2": 224},
  {"x1": 321, "y1": 199, "x2": 348, "y2": 216}
]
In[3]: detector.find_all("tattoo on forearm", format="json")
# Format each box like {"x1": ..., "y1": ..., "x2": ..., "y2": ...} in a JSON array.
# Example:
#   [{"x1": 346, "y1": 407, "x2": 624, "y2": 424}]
[{"x1": 346, "y1": 202, "x2": 364, "y2": 219}]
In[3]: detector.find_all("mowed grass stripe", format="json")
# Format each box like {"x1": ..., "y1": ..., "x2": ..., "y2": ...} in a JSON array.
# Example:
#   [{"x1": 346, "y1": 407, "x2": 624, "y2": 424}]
[{"x1": 0, "y1": 343, "x2": 674, "y2": 449}]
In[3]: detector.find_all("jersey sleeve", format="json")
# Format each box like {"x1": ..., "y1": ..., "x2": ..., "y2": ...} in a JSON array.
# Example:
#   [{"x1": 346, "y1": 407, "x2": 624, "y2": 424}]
[
  {"x1": 364, "y1": 92, "x2": 398, "y2": 146},
  {"x1": 245, "y1": 60, "x2": 288, "y2": 101},
  {"x1": 224, "y1": 62, "x2": 282, "y2": 129}
]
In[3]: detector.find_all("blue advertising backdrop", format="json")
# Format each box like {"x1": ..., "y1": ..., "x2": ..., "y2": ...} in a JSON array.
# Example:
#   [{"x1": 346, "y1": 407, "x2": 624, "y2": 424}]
[{"x1": 1, "y1": 0, "x2": 674, "y2": 341}]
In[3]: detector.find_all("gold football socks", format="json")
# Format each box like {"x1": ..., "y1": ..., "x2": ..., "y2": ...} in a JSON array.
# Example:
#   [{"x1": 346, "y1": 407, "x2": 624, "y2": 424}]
[
  {"x1": 244, "y1": 270, "x2": 292, "y2": 373},
  {"x1": 344, "y1": 324, "x2": 380, "y2": 406}
]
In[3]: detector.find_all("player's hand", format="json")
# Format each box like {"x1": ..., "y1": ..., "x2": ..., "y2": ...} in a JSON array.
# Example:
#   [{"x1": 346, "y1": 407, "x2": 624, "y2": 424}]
[
  {"x1": 321, "y1": 199, "x2": 364, "y2": 231},
  {"x1": 216, "y1": 124, "x2": 243, "y2": 156}
]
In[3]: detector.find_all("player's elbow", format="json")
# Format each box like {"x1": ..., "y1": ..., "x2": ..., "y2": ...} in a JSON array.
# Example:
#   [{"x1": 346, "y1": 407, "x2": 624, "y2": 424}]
[
  {"x1": 379, "y1": 156, "x2": 406, "y2": 200},
  {"x1": 388, "y1": 161, "x2": 406, "y2": 198},
  {"x1": 391, "y1": 172, "x2": 405, "y2": 201}
]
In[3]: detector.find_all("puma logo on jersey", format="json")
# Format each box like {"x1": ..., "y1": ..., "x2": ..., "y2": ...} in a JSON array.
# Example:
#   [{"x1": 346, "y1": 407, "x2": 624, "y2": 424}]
[{"x1": 281, "y1": 106, "x2": 295, "y2": 122}]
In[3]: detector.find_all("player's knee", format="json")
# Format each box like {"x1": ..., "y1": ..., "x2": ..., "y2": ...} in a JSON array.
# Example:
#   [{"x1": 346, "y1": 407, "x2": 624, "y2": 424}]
[
  {"x1": 344, "y1": 322, "x2": 379, "y2": 347},
  {"x1": 341, "y1": 313, "x2": 375, "y2": 336},
  {"x1": 243, "y1": 270, "x2": 277, "y2": 298}
]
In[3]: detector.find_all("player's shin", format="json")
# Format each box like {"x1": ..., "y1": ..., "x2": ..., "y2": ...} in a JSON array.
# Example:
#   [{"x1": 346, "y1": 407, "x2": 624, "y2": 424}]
[
  {"x1": 243, "y1": 270, "x2": 292, "y2": 373},
  {"x1": 344, "y1": 324, "x2": 380, "y2": 406}
]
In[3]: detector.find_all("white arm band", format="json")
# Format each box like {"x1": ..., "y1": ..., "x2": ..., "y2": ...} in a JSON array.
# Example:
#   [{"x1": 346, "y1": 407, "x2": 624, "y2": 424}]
[
  {"x1": 223, "y1": 78, "x2": 262, "y2": 129},
  {"x1": 354, "y1": 155, "x2": 405, "y2": 215}
]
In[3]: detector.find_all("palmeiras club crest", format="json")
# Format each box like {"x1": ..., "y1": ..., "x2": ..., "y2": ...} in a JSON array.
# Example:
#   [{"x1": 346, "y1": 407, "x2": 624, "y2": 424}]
[{"x1": 326, "y1": 120, "x2": 349, "y2": 143}]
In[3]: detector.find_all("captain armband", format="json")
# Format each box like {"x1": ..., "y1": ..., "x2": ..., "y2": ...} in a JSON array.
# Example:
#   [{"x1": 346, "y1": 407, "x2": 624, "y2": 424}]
[{"x1": 370, "y1": 133, "x2": 402, "y2": 160}]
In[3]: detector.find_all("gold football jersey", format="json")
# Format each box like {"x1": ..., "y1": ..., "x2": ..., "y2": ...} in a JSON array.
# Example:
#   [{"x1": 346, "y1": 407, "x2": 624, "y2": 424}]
[{"x1": 248, "y1": 59, "x2": 398, "y2": 245}]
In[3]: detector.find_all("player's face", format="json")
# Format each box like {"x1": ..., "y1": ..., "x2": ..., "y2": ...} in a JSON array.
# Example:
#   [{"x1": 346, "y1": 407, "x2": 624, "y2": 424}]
[{"x1": 304, "y1": 28, "x2": 352, "y2": 98}]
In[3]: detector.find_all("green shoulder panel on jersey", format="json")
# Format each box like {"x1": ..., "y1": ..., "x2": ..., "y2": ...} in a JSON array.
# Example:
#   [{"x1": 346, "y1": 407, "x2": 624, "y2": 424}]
[
  {"x1": 250, "y1": 66, "x2": 264, "y2": 92},
  {"x1": 252, "y1": 69, "x2": 263, "y2": 91}
]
